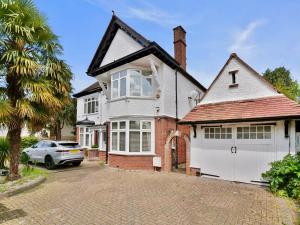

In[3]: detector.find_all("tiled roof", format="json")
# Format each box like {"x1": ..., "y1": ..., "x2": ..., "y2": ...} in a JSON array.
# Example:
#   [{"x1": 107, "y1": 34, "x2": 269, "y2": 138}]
[
  {"x1": 73, "y1": 82, "x2": 102, "y2": 98},
  {"x1": 180, "y1": 95, "x2": 300, "y2": 124}
]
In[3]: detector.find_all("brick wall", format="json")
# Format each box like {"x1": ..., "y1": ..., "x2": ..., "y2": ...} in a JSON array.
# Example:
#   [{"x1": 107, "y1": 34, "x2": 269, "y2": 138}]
[
  {"x1": 76, "y1": 127, "x2": 79, "y2": 143},
  {"x1": 109, "y1": 154, "x2": 154, "y2": 170},
  {"x1": 99, "y1": 151, "x2": 106, "y2": 161}
]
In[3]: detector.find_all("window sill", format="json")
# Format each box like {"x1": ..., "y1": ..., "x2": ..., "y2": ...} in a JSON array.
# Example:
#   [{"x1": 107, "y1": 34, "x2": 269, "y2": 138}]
[
  {"x1": 108, "y1": 96, "x2": 155, "y2": 103},
  {"x1": 109, "y1": 151, "x2": 156, "y2": 156},
  {"x1": 83, "y1": 113, "x2": 98, "y2": 116}
]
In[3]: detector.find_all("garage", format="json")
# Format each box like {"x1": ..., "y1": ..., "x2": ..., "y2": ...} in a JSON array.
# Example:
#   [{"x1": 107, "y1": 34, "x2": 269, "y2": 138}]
[
  {"x1": 179, "y1": 53, "x2": 300, "y2": 183},
  {"x1": 192, "y1": 124, "x2": 275, "y2": 183}
]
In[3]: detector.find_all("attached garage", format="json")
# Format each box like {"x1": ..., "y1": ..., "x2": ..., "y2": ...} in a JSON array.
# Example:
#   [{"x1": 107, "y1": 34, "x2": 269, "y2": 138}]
[
  {"x1": 180, "y1": 53, "x2": 300, "y2": 184},
  {"x1": 191, "y1": 124, "x2": 276, "y2": 183}
]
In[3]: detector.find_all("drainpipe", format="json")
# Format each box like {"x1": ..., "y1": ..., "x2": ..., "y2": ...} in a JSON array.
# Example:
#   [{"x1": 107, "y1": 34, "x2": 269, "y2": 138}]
[
  {"x1": 175, "y1": 70, "x2": 178, "y2": 169},
  {"x1": 105, "y1": 122, "x2": 109, "y2": 164}
]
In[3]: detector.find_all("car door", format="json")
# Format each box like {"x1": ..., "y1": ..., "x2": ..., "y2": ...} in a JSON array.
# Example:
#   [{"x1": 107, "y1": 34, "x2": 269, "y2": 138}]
[{"x1": 27, "y1": 141, "x2": 42, "y2": 162}]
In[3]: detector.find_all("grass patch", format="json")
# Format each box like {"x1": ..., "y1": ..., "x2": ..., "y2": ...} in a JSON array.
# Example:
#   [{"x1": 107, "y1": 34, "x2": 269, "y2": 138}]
[{"x1": 0, "y1": 166, "x2": 48, "y2": 193}]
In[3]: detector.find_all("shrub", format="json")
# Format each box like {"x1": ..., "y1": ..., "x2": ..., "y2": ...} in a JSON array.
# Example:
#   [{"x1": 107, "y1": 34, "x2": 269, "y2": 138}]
[
  {"x1": 91, "y1": 144, "x2": 98, "y2": 148},
  {"x1": 262, "y1": 153, "x2": 300, "y2": 200},
  {"x1": 0, "y1": 138, "x2": 9, "y2": 169},
  {"x1": 20, "y1": 152, "x2": 31, "y2": 171},
  {"x1": 20, "y1": 136, "x2": 38, "y2": 150}
]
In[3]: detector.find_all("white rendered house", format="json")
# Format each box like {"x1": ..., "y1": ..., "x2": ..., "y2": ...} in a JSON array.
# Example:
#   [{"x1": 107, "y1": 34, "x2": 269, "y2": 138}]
[{"x1": 74, "y1": 15, "x2": 206, "y2": 170}]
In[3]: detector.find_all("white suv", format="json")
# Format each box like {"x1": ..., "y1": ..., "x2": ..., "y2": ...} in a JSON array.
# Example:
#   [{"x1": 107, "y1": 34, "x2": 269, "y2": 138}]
[{"x1": 22, "y1": 140, "x2": 84, "y2": 169}]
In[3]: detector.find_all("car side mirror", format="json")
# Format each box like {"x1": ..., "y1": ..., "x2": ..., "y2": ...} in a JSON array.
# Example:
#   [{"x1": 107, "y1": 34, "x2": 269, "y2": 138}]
[{"x1": 32, "y1": 145, "x2": 37, "y2": 149}]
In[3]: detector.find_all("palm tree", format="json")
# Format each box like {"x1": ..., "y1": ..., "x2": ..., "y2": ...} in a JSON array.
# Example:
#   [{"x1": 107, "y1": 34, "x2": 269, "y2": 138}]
[{"x1": 0, "y1": 0, "x2": 72, "y2": 180}]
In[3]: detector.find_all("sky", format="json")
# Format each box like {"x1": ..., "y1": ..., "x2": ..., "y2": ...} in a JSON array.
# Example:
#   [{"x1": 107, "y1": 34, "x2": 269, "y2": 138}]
[{"x1": 35, "y1": 0, "x2": 300, "y2": 93}]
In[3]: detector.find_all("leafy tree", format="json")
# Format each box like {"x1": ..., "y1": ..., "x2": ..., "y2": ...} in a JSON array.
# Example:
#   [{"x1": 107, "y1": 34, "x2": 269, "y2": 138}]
[
  {"x1": 0, "y1": 0, "x2": 72, "y2": 180},
  {"x1": 50, "y1": 98, "x2": 76, "y2": 140},
  {"x1": 263, "y1": 67, "x2": 300, "y2": 101}
]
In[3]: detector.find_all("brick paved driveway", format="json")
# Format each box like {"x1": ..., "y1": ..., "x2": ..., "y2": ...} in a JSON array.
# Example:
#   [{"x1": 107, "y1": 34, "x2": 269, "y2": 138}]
[{"x1": 0, "y1": 161, "x2": 297, "y2": 225}]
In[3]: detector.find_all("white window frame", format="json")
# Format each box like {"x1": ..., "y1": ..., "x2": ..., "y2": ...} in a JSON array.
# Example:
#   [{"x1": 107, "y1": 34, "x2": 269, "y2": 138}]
[
  {"x1": 78, "y1": 127, "x2": 93, "y2": 148},
  {"x1": 84, "y1": 97, "x2": 99, "y2": 114},
  {"x1": 98, "y1": 129, "x2": 107, "y2": 151},
  {"x1": 110, "y1": 119, "x2": 155, "y2": 155},
  {"x1": 110, "y1": 69, "x2": 153, "y2": 100},
  {"x1": 236, "y1": 125, "x2": 272, "y2": 140},
  {"x1": 204, "y1": 127, "x2": 232, "y2": 139}
]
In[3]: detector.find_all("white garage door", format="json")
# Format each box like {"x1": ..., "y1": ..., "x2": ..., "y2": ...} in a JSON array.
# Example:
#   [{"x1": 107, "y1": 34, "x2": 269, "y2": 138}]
[{"x1": 197, "y1": 125, "x2": 275, "y2": 183}]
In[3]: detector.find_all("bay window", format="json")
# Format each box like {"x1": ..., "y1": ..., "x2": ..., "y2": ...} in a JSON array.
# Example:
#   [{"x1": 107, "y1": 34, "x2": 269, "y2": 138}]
[
  {"x1": 111, "y1": 69, "x2": 153, "y2": 99},
  {"x1": 84, "y1": 97, "x2": 99, "y2": 114},
  {"x1": 110, "y1": 120, "x2": 153, "y2": 154}
]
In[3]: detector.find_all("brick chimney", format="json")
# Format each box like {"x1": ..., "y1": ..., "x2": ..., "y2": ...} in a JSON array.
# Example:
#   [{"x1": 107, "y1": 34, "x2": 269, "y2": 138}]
[{"x1": 173, "y1": 26, "x2": 186, "y2": 70}]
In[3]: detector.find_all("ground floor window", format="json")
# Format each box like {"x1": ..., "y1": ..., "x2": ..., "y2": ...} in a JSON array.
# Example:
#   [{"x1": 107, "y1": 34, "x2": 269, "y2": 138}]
[
  {"x1": 78, "y1": 127, "x2": 93, "y2": 148},
  {"x1": 110, "y1": 119, "x2": 154, "y2": 154}
]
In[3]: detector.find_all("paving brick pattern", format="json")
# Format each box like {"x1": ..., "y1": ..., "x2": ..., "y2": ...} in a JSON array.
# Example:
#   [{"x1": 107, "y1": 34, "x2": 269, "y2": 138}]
[{"x1": 0, "y1": 162, "x2": 297, "y2": 225}]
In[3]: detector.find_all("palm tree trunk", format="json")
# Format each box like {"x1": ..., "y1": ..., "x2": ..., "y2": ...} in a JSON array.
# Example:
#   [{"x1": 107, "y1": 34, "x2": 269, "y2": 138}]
[
  {"x1": 7, "y1": 122, "x2": 22, "y2": 181},
  {"x1": 56, "y1": 121, "x2": 62, "y2": 141}
]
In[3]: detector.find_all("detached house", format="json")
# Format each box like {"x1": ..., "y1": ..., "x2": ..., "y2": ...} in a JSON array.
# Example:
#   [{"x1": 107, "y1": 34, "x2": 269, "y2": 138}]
[
  {"x1": 180, "y1": 53, "x2": 300, "y2": 183},
  {"x1": 74, "y1": 15, "x2": 206, "y2": 170}
]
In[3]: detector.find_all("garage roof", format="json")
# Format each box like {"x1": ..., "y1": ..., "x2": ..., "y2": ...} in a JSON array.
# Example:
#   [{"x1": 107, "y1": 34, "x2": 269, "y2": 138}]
[{"x1": 179, "y1": 95, "x2": 300, "y2": 124}]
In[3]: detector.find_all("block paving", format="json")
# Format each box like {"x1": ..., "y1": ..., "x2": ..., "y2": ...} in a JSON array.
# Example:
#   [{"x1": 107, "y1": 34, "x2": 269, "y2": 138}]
[{"x1": 0, "y1": 161, "x2": 297, "y2": 225}]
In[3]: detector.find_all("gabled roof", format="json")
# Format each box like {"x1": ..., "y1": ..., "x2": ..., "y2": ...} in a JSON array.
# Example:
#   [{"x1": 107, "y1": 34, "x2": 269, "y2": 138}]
[
  {"x1": 87, "y1": 15, "x2": 151, "y2": 74},
  {"x1": 199, "y1": 53, "x2": 279, "y2": 102},
  {"x1": 73, "y1": 82, "x2": 101, "y2": 98},
  {"x1": 86, "y1": 15, "x2": 206, "y2": 92},
  {"x1": 179, "y1": 95, "x2": 300, "y2": 124}
]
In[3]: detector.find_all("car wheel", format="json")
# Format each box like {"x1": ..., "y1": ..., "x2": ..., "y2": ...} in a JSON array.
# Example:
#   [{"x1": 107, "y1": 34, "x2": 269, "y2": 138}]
[
  {"x1": 72, "y1": 161, "x2": 81, "y2": 167},
  {"x1": 45, "y1": 156, "x2": 55, "y2": 170}
]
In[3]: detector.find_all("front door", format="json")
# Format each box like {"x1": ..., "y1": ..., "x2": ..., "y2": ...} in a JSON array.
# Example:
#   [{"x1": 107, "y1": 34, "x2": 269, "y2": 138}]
[{"x1": 199, "y1": 124, "x2": 275, "y2": 183}]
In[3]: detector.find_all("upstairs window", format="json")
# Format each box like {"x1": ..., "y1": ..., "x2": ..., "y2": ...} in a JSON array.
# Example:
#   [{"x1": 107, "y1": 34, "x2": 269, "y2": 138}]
[
  {"x1": 111, "y1": 69, "x2": 153, "y2": 99},
  {"x1": 84, "y1": 97, "x2": 98, "y2": 114},
  {"x1": 228, "y1": 70, "x2": 238, "y2": 87}
]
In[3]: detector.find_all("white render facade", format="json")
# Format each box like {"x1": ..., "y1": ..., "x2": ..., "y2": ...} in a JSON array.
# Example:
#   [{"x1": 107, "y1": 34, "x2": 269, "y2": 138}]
[{"x1": 74, "y1": 15, "x2": 205, "y2": 170}]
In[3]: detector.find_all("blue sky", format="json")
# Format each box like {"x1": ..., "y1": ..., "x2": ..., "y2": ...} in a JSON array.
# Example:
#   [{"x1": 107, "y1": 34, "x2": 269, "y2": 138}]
[{"x1": 35, "y1": 0, "x2": 300, "y2": 93}]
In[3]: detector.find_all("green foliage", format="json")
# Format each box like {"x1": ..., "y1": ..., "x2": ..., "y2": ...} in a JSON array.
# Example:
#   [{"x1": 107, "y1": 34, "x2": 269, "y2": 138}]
[
  {"x1": 21, "y1": 166, "x2": 48, "y2": 178},
  {"x1": 20, "y1": 136, "x2": 38, "y2": 150},
  {"x1": 91, "y1": 144, "x2": 99, "y2": 148},
  {"x1": 0, "y1": 0, "x2": 73, "y2": 179},
  {"x1": 262, "y1": 153, "x2": 300, "y2": 200},
  {"x1": 20, "y1": 152, "x2": 30, "y2": 171},
  {"x1": 0, "y1": 137, "x2": 9, "y2": 169},
  {"x1": 263, "y1": 67, "x2": 300, "y2": 101}
]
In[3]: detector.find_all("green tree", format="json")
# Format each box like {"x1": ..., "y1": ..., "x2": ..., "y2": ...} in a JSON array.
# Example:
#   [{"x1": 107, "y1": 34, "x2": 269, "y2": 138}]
[
  {"x1": 0, "y1": 0, "x2": 72, "y2": 180},
  {"x1": 50, "y1": 98, "x2": 76, "y2": 140},
  {"x1": 263, "y1": 67, "x2": 300, "y2": 101}
]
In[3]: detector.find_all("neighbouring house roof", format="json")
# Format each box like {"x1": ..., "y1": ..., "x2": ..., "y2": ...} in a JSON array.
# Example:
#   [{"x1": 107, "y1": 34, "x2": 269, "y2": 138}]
[
  {"x1": 86, "y1": 15, "x2": 206, "y2": 92},
  {"x1": 179, "y1": 95, "x2": 300, "y2": 124},
  {"x1": 73, "y1": 82, "x2": 101, "y2": 98},
  {"x1": 76, "y1": 117, "x2": 95, "y2": 126}
]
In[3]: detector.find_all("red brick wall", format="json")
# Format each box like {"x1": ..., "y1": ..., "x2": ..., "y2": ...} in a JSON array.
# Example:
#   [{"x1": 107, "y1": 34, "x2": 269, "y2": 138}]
[
  {"x1": 155, "y1": 117, "x2": 176, "y2": 170},
  {"x1": 155, "y1": 117, "x2": 189, "y2": 169},
  {"x1": 109, "y1": 154, "x2": 154, "y2": 170},
  {"x1": 99, "y1": 151, "x2": 106, "y2": 161},
  {"x1": 76, "y1": 127, "x2": 79, "y2": 143}
]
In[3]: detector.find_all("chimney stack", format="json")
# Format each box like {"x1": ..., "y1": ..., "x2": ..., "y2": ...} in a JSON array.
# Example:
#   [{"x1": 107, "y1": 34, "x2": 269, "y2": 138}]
[{"x1": 173, "y1": 26, "x2": 186, "y2": 70}]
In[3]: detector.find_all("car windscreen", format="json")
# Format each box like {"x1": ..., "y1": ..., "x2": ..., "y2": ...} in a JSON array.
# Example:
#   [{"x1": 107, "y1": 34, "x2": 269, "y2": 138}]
[{"x1": 58, "y1": 142, "x2": 80, "y2": 148}]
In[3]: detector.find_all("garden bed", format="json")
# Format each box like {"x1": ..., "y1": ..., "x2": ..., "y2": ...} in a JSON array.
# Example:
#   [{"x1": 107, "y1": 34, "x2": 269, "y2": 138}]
[{"x1": 0, "y1": 166, "x2": 48, "y2": 197}]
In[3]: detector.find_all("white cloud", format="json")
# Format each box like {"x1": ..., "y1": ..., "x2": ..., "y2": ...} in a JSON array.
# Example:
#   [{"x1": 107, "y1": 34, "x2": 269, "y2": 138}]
[
  {"x1": 228, "y1": 19, "x2": 266, "y2": 56},
  {"x1": 83, "y1": 0, "x2": 180, "y2": 27}
]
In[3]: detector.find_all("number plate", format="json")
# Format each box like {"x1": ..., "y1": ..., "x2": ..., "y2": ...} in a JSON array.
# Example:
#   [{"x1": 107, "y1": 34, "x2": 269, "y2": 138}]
[{"x1": 70, "y1": 150, "x2": 79, "y2": 154}]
